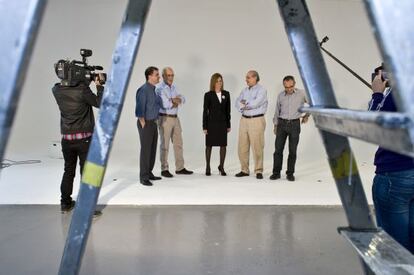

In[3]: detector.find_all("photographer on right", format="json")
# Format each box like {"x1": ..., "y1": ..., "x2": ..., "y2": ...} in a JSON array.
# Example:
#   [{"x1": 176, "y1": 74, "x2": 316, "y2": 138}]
[
  {"x1": 52, "y1": 50, "x2": 105, "y2": 213},
  {"x1": 369, "y1": 65, "x2": 414, "y2": 253}
]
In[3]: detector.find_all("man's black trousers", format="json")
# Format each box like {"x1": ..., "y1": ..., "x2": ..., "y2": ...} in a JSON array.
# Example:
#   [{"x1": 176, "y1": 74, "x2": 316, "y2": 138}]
[
  {"x1": 272, "y1": 119, "x2": 301, "y2": 176},
  {"x1": 138, "y1": 120, "x2": 158, "y2": 181}
]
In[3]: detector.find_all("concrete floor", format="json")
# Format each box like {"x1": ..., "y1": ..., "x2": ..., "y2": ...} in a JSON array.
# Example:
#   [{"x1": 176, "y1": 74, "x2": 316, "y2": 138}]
[{"x1": 0, "y1": 206, "x2": 363, "y2": 275}]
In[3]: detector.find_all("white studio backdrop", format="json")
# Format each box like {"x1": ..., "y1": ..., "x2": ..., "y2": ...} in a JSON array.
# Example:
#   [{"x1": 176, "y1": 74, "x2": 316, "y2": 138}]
[{"x1": 4, "y1": 0, "x2": 381, "y2": 201}]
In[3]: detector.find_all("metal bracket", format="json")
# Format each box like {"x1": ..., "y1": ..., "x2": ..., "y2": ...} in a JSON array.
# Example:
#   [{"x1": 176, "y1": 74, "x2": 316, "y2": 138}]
[
  {"x1": 302, "y1": 107, "x2": 414, "y2": 157},
  {"x1": 340, "y1": 228, "x2": 414, "y2": 275}
]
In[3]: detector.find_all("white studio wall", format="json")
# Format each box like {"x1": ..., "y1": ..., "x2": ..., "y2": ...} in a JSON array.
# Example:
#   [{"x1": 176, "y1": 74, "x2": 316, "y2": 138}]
[{"x1": 2, "y1": 0, "x2": 382, "y2": 204}]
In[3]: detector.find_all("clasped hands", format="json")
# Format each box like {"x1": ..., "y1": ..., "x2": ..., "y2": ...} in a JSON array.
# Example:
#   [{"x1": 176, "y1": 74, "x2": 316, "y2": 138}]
[
  {"x1": 171, "y1": 97, "x2": 182, "y2": 108},
  {"x1": 240, "y1": 99, "x2": 248, "y2": 110}
]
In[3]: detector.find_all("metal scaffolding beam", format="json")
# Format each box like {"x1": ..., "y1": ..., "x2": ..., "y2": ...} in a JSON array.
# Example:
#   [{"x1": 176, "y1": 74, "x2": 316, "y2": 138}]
[
  {"x1": 277, "y1": 0, "x2": 414, "y2": 274},
  {"x1": 1, "y1": 0, "x2": 412, "y2": 274},
  {"x1": 276, "y1": 0, "x2": 375, "y2": 230},
  {"x1": 0, "y1": 0, "x2": 46, "y2": 166},
  {"x1": 363, "y1": 1, "x2": 414, "y2": 115},
  {"x1": 363, "y1": 0, "x2": 414, "y2": 157},
  {"x1": 58, "y1": 0, "x2": 152, "y2": 274}
]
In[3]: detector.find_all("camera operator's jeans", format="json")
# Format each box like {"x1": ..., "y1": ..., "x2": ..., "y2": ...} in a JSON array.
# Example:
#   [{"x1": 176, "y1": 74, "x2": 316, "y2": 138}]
[
  {"x1": 60, "y1": 137, "x2": 90, "y2": 205},
  {"x1": 373, "y1": 169, "x2": 414, "y2": 253}
]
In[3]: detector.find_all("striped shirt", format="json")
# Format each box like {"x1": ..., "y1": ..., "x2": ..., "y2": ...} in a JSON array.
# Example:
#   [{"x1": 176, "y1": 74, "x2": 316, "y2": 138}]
[{"x1": 235, "y1": 84, "x2": 268, "y2": 116}]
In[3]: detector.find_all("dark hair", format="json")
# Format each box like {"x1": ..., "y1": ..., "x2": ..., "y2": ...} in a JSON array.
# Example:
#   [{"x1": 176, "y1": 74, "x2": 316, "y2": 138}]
[
  {"x1": 283, "y1": 75, "x2": 295, "y2": 83},
  {"x1": 210, "y1": 73, "x2": 224, "y2": 91},
  {"x1": 145, "y1": 66, "x2": 159, "y2": 80}
]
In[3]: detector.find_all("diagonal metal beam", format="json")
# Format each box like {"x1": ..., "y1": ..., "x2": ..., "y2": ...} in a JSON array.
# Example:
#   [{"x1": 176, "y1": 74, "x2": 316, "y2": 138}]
[
  {"x1": 276, "y1": 1, "x2": 376, "y2": 273},
  {"x1": 363, "y1": 1, "x2": 414, "y2": 113},
  {"x1": 363, "y1": 0, "x2": 414, "y2": 152},
  {"x1": 59, "y1": 0, "x2": 152, "y2": 274},
  {"x1": 302, "y1": 107, "x2": 414, "y2": 157},
  {"x1": 0, "y1": 0, "x2": 47, "y2": 166},
  {"x1": 276, "y1": 0, "x2": 375, "y2": 230}
]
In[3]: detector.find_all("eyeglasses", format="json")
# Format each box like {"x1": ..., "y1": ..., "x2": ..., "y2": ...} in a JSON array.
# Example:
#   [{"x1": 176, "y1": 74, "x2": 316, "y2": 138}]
[{"x1": 166, "y1": 74, "x2": 174, "y2": 77}]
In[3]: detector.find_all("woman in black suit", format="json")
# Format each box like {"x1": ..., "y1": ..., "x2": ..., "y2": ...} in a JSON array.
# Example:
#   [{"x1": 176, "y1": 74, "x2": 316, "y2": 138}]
[{"x1": 203, "y1": 73, "x2": 231, "y2": 176}]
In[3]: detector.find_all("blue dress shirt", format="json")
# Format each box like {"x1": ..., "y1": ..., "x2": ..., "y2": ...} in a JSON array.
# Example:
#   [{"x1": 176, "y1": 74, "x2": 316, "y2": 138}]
[
  {"x1": 156, "y1": 81, "x2": 186, "y2": 115},
  {"x1": 235, "y1": 83, "x2": 268, "y2": 116},
  {"x1": 135, "y1": 82, "x2": 161, "y2": 120}
]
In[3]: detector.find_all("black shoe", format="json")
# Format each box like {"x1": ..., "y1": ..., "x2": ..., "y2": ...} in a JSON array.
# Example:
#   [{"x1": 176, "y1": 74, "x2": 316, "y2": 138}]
[
  {"x1": 140, "y1": 180, "x2": 153, "y2": 186},
  {"x1": 61, "y1": 200, "x2": 75, "y2": 213},
  {"x1": 206, "y1": 167, "x2": 211, "y2": 176},
  {"x1": 93, "y1": 210, "x2": 103, "y2": 219},
  {"x1": 149, "y1": 174, "x2": 162, "y2": 180},
  {"x1": 269, "y1": 174, "x2": 281, "y2": 180},
  {"x1": 287, "y1": 174, "x2": 295, "y2": 181},
  {"x1": 256, "y1": 173, "x2": 263, "y2": 179},
  {"x1": 161, "y1": 170, "x2": 174, "y2": 178},
  {"x1": 235, "y1": 171, "x2": 249, "y2": 177},
  {"x1": 218, "y1": 166, "x2": 227, "y2": 176},
  {"x1": 176, "y1": 168, "x2": 194, "y2": 175}
]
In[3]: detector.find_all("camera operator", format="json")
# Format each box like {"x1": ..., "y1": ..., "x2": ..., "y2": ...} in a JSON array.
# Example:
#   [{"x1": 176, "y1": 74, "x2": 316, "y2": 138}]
[
  {"x1": 369, "y1": 65, "x2": 414, "y2": 253},
  {"x1": 52, "y1": 72, "x2": 105, "y2": 213}
]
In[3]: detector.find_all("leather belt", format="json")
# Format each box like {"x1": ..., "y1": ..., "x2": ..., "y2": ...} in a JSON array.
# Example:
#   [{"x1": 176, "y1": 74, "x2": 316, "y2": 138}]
[
  {"x1": 159, "y1": 113, "x2": 177, "y2": 118},
  {"x1": 242, "y1": 114, "x2": 264, "y2": 119},
  {"x1": 278, "y1": 118, "x2": 300, "y2": 122}
]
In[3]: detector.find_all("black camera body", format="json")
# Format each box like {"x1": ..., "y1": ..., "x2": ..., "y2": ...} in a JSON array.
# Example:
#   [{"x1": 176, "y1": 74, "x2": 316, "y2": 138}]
[
  {"x1": 371, "y1": 71, "x2": 388, "y2": 82},
  {"x1": 54, "y1": 49, "x2": 106, "y2": 87},
  {"x1": 371, "y1": 64, "x2": 389, "y2": 82}
]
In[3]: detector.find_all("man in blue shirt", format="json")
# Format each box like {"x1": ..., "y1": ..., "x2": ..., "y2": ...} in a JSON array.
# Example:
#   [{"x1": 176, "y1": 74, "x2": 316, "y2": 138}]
[
  {"x1": 156, "y1": 67, "x2": 193, "y2": 177},
  {"x1": 136, "y1": 66, "x2": 162, "y2": 186},
  {"x1": 235, "y1": 70, "x2": 268, "y2": 179},
  {"x1": 370, "y1": 65, "x2": 414, "y2": 252}
]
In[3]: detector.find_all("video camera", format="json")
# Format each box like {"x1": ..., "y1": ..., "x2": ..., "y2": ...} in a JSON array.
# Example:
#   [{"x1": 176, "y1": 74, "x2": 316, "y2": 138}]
[{"x1": 54, "y1": 49, "x2": 106, "y2": 87}]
